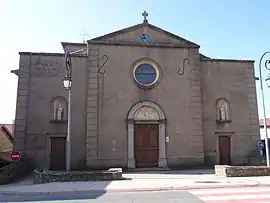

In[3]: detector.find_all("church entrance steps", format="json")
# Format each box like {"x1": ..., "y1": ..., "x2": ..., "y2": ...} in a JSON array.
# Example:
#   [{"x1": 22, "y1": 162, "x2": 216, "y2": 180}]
[{"x1": 125, "y1": 167, "x2": 171, "y2": 172}]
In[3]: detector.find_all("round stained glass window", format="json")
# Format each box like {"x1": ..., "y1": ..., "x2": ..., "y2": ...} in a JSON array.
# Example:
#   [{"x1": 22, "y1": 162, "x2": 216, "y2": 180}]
[{"x1": 134, "y1": 63, "x2": 158, "y2": 86}]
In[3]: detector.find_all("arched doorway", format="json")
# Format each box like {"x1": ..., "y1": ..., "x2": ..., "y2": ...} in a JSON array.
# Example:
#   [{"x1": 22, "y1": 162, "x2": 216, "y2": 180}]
[{"x1": 127, "y1": 101, "x2": 167, "y2": 168}]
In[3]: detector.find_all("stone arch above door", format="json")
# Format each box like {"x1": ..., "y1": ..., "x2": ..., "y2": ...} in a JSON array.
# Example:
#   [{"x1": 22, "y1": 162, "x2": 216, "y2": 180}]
[
  {"x1": 127, "y1": 101, "x2": 167, "y2": 168},
  {"x1": 128, "y1": 101, "x2": 165, "y2": 121}
]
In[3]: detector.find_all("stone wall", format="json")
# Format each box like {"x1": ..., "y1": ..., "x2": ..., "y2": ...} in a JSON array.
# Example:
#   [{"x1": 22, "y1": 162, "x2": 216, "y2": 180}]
[
  {"x1": 14, "y1": 53, "x2": 88, "y2": 170},
  {"x1": 34, "y1": 168, "x2": 122, "y2": 184},
  {"x1": 86, "y1": 40, "x2": 205, "y2": 169},
  {"x1": 0, "y1": 159, "x2": 33, "y2": 184},
  {"x1": 201, "y1": 60, "x2": 259, "y2": 166},
  {"x1": 215, "y1": 165, "x2": 270, "y2": 177}
]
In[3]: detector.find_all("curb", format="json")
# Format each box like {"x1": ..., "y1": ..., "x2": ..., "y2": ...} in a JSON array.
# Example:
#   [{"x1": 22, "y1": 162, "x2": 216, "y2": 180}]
[{"x1": 0, "y1": 183, "x2": 261, "y2": 196}]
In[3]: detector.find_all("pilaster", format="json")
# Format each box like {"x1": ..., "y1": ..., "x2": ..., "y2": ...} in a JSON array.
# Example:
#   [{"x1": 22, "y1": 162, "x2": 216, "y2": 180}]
[
  {"x1": 188, "y1": 58, "x2": 205, "y2": 157},
  {"x1": 86, "y1": 46, "x2": 100, "y2": 167},
  {"x1": 246, "y1": 66, "x2": 260, "y2": 135},
  {"x1": 13, "y1": 54, "x2": 31, "y2": 155}
]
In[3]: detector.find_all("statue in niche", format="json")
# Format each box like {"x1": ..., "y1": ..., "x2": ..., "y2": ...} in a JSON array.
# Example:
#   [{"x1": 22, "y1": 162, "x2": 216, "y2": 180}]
[
  {"x1": 55, "y1": 104, "x2": 64, "y2": 120},
  {"x1": 219, "y1": 104, "x2": 227, "y2": 121}
]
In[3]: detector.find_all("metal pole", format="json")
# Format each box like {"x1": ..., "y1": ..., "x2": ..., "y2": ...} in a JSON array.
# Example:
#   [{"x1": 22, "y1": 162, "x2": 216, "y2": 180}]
[
  {"x1": 64, "y1": 50, "x2": 84, "y2": 172},
  {"x1": 259, "y1": 52, "x2": 270, "y2": 166},
  {"x1": 66, "y1": 88, "x2": 71, "y2": 171},
  {"x1": 64, "y1": 51, "x2": 72, "y2": 172}
]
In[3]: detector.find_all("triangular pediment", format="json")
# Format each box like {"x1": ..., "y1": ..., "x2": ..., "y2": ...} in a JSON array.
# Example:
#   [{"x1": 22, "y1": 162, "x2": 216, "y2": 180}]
[{"x1": 90, "y1": 23, "x2": 200, "y2": 48}]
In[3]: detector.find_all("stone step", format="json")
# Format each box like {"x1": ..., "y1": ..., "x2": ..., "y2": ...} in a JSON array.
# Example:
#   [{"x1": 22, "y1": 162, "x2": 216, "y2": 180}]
[{"x1": 125, "y1": 167, "x2": 171, "y2": 172}]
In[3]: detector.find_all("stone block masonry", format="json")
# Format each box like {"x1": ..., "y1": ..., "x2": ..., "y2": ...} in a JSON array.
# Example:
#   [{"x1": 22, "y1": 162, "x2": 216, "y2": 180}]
[
  {"x1": 215, "y1": 165, "x2": 270, "y2": 177},
  {"x1": 34, "y1": 168, "x2": 123, "y2": 184}
]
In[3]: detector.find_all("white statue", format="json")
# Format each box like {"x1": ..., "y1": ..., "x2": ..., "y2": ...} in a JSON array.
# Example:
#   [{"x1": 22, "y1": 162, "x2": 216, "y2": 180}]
[
  {"x1": 56, "y1": 104, "x2": 64, "y2": 120},
  {"x1": 219, "y1": 104, "x2": 227, "y2": 121}
]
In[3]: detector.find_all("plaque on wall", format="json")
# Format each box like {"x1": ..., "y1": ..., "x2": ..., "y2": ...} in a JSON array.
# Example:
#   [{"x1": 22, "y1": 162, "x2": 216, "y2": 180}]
[{"x1": 31, "y1": 58, "x2": 65, "y2": 77}]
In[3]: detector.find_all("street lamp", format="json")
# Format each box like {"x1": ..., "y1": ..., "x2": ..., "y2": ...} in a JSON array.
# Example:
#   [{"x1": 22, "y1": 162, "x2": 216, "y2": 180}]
[
  {"x1": 63, "y1": 76, "x2": 72, "y2": 90},
  {"x1": 259, "y1": 52, "x2": 270, "y2": 166},
  {"x1": 62, "y1": 49, "x2": 86, "y2": 172},
  {"x1": 63, "y1": 51, "x2": 72, "y2": 172}
]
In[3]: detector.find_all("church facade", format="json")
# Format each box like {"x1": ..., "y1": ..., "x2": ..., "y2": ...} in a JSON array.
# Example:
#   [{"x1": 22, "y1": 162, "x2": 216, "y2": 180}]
[{"x1": 12, "y1": 16, "x2": 260, "y2": 170}]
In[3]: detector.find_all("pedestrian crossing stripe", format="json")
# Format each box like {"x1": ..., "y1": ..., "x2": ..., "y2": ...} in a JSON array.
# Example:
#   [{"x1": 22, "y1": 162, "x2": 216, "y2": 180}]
[{"x1": 189, "y1": 186, "x2": 270, "y2": 202}]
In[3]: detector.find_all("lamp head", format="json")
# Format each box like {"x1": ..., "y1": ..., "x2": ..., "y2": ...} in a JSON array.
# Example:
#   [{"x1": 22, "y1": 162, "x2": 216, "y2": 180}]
[{"x1": 63, "y1": 76, "x2": 72, "y2": 90}]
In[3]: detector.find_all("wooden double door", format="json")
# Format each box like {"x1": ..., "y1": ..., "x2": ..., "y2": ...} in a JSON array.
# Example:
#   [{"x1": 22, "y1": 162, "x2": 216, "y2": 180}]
[{"x1": 134, "y1": 124, "x2": 159, "y2": 168}]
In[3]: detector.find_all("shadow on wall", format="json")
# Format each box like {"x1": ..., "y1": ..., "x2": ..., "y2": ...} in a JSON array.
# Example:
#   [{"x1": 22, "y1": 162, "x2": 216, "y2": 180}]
[
  {"x1": 0, "y1": 158, "x2": 33, "y2": 185},
  {"x1": 0, "y1": 151, "x2": 12, "y2": 163},
  {"x1": 0, "y1": 160, "x2": 9, "y2": 168},
  {"x1": 243, "y1": 150, "x2": 265, "y2": 166}
]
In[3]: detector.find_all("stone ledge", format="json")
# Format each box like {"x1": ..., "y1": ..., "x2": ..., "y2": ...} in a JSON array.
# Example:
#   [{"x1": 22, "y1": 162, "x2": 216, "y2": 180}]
[
  {"x1": 49, "y1": 120, "x2": 67, "y2": 124},
  {"x1": 34, "y1": 168, "x2": 123, "y2": 184},
  {"x1": 215, "y1": 165, "x2": 270, "y2": 177},
  {"x1": 216, "y1": 120, "x2": 232, "y2": 124}
]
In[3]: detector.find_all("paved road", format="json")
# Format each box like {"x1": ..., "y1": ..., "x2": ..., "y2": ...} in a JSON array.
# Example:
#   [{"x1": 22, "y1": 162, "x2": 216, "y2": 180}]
[
  {"x1": 2, "y1": 185, "x2": 270, "y2": 203},
  {"x1": 0, "y1": 191, "x2": 203, "y2": 203},
  {"x1": 2, "y1": 185, "x2": 270, "y2": 202},
  {"x1": 190, "y1": 185, "x2": 270, "y2": 202}
]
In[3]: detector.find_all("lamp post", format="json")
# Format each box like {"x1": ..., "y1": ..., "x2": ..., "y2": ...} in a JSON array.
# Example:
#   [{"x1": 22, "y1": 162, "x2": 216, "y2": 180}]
[
  {"x1": 62, "y1": 49, "x2": 86, "y2": 172},
  {"x1": 63, "y1": 51, "x2": 72, "y2": 172},
  {"x1": 259, "y1": 51, "x2": 270, "y2": 166}
]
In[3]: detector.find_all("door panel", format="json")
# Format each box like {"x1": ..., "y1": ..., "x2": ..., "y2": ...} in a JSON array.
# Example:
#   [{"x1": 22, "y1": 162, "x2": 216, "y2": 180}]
[
  {"x1": 219, "y1": 136, "x2": 231, "y2": 165},
  {"x1": 50, "y1": 137, "x2": 66, "y2": 170},
  {"x1": 134, "y1": 124, "x2": 159, "y2": 168}
]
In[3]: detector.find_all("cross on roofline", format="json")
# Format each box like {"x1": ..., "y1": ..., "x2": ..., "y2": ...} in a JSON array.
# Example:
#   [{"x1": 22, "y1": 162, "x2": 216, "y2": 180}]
[
  {"x1": 142, "y1": 11, "x2": 148, "y2": 23},
  {"x1": 80, "y1": 33, "x2": 89, "y2": 43}
]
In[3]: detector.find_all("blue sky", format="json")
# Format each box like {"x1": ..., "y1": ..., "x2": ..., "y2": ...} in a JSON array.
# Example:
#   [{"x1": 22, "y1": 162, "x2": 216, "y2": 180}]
[{"x1": 1, "y1": 0, "x2": 270, "y2": 123}]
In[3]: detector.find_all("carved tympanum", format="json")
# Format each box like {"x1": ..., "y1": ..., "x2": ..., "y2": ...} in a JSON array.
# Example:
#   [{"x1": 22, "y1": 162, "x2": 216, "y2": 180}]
[{"x1": 134, "y1": 106, "x2": 160, "y2": 120}]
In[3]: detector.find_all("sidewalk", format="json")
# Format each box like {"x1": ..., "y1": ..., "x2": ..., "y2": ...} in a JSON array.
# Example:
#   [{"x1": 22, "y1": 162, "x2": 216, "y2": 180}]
[{"x1": 0, "y1": 169, "x2": 267, "y2": 195}]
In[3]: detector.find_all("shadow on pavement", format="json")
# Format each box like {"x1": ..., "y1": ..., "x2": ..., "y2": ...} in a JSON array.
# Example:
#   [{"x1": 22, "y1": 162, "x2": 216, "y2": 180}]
[
  {"x1": 0, "y1": 176, "x2": 135, "y2": 202},
  {"x1": 0, "y1": 177, "x2": 125, "y2": 202},
  {"x1": 0, "y1": 192, "x2": 107, "y2": 202},
  {"x1": 0, "y1": 191, "x2": 205, "y2": 203},
  {"x1": 0, "y1": 169, "x2": 215, "y2": 202}
]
